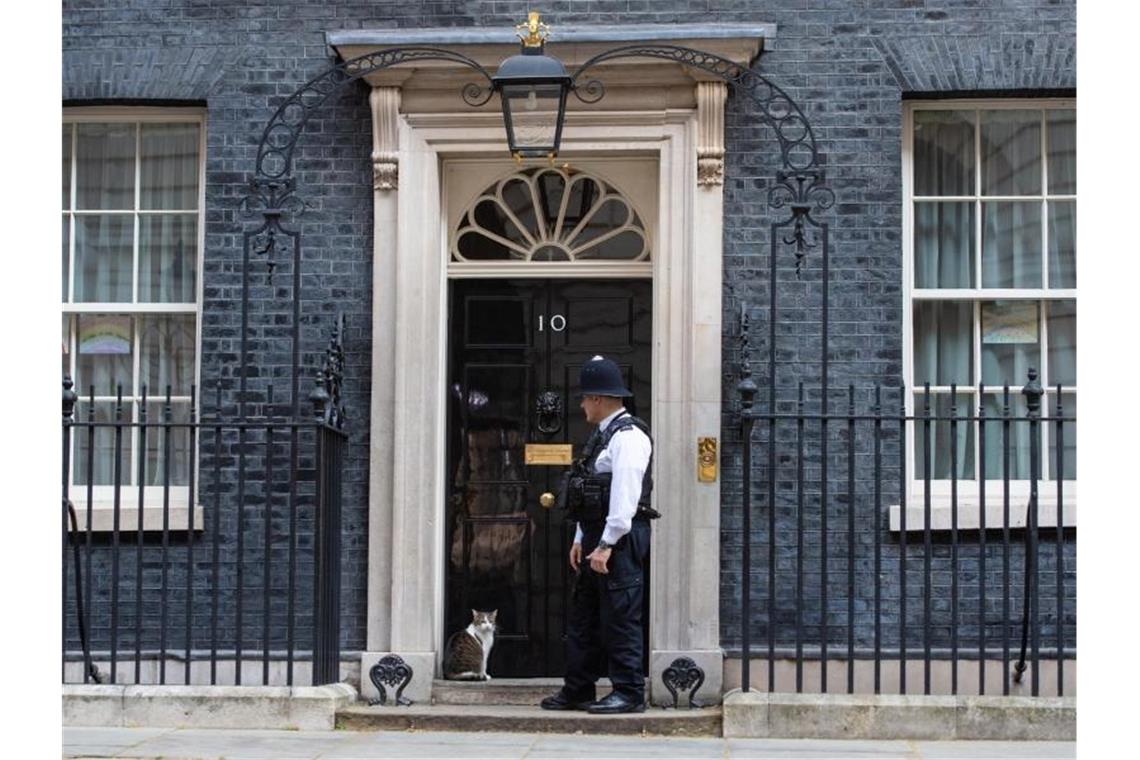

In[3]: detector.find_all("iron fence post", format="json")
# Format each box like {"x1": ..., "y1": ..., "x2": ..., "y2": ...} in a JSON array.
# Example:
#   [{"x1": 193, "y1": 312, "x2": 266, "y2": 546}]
[
  {"x1": 737, "y1": 304, "x2": 757, "y2": 692},
  {"x1": 1015, "y1": 368, "x2": 1043, "y2": 695}
]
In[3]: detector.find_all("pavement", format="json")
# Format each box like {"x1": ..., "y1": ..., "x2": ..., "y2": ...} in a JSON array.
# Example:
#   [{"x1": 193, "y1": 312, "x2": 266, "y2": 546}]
[{"x1": 62, "y1": 727, "x2": 1077, "y2": 759}]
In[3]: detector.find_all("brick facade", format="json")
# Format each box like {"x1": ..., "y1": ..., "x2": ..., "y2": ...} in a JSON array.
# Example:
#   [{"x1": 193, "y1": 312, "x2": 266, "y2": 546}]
[{"x1": 63, "y1": 1, "x2": 1076, "y2": 665}]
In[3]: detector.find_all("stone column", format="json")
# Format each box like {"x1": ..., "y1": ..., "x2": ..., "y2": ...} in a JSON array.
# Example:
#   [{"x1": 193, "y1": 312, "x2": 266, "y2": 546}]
[
  {"x1": 362, "y1": 85, "x2": 411, "y2": 699},
  {"x1": 648, "y1": 88, "x2": 726, "y2": 706}
]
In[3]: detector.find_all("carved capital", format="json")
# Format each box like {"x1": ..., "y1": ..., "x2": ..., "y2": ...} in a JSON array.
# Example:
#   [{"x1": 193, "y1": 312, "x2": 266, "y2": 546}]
[
  {"x1": 370, "y1": 86, "x2": 401, "y2": 192},
  {"x1": 696, "y1": 81, "x2": 726, "y2": 187}
]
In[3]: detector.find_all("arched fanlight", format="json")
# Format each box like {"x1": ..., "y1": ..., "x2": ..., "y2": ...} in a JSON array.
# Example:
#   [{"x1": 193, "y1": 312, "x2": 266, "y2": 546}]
[{"x1": 491, "y1": 13, "x2": 573, "y2": 159}]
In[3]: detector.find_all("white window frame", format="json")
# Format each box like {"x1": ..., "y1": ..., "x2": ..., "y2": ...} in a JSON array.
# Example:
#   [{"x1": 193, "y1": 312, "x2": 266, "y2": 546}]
[
  {"x1": 63, "y1": 107, "x2": 206, "y2": 531},
  {"x1": 895, "y1": 99, "x2": 1076, "y2": 532}
]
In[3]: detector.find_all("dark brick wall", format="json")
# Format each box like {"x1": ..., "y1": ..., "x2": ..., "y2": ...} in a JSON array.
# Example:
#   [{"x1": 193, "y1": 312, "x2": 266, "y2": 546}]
[{"x1": 63, "y1": 1, "x2": 1076, "y2": 662}]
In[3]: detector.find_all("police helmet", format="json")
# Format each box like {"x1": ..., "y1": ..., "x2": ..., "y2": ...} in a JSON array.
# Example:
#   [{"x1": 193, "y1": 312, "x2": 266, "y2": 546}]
[{"x1": 577, "y1": 355, "x2": 633, "y2": 398}]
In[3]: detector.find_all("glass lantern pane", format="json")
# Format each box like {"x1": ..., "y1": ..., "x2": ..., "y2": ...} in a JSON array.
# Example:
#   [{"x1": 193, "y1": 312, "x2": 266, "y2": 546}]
[
  {"x1": 981, "y1": 301, "x2": 1040, "y2": 386},
  {"x1": 1046, "y1": 300, "x2": 1076, "y2": 386},
  {"x1": 913, "y1": 301, "x2": 973, "y2": 386},
  {"x1": 914, "y1": 392, "x2": 975, "y2": 480},
  {"x1": 914, "y1": 201, "x2": 975, "y2": 288},
  {"x1": 74, "y1": 215, "x2": 134, "y2": 303},
  {"x1": 913, "y1": 110, "x2": 975, "y2": 196},
  {"x1": 139, "y1": 214, "x2": 197, "y2": 302},
  {"x1": 76, "y1": 314, "x2": 134, "y2": 395},
  {"x1": 1047, "y1": 109, "x2": 1076, "y2": 195},
  {"x1": 1047, "y1": 201, "x2": 1075, "y2": 288},
  {"x1": 981, "y1": 202, "x2": 1042, "y2": 288},
  {"x1": 140, "y1": 123, "x2": 200, "y2": 210},
  {"x1": 503, "y1": 83, "x2": 563, "y2": 153},
  {"x1": 981, "y1": 110, "x2": 1041, "y2": 196},
  {"x1": 76, "y1": 122, "x2": 136, "y2": 210}
]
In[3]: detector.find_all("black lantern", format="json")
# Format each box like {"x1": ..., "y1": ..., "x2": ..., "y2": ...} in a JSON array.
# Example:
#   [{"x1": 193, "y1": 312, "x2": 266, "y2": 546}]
[{"x1": 492, "y1": 13, "x2": 573, "y2": 159}]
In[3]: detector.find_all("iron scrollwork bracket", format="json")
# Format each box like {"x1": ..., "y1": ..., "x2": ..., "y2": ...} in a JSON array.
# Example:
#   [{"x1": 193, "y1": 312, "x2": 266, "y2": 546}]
[
  {"x1": 662, "y1": 656, "x2": 705, "y2": 709},
  {"x1": 368, "y1": 654, "x2": 414, "y2": 706}
]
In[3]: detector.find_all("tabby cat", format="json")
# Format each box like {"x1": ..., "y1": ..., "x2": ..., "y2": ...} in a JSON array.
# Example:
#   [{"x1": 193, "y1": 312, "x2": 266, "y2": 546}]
[{"x1": 442, "y1": 609, "x2": 497, "y2": 681}]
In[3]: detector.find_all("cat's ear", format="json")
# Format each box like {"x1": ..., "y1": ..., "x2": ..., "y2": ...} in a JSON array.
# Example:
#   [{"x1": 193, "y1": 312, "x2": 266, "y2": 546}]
[
  {"x1": 490, "y1": 610, "x2": 498, "y2": 620},
  {"x1": 471, "y1": 609, "x2": 478, "y2": 620}
]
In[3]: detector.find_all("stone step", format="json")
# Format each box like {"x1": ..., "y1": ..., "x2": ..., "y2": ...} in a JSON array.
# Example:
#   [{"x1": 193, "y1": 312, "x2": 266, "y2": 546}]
[
  {"x1": 432, "y1": 677, "x2": 623, "y2": 706},
  {"x1": 336, "y1": 703, "x2": 722, "y2": 736}
]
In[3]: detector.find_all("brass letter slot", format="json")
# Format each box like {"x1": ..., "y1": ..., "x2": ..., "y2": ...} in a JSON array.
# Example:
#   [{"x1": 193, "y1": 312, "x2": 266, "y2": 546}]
[
  {"x1": 698, "y1": 437, "x2": 717, "y2": 482},
  {"x1": 525, "y1": 443, "x2": 573, "y2": 466}
]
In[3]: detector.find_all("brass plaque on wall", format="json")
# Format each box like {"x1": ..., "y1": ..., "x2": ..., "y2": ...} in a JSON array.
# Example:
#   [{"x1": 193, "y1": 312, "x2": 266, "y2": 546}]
[
  {"x1": 525, "y1": 443, "x2": 573, "y2": 466},
  {"x1": 698, "y1": 437, "x2": 718, "y2": 482}
]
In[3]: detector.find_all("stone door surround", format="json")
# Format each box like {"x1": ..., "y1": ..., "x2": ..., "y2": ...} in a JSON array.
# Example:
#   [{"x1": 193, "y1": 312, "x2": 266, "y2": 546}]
[{"x1": 330, "y1": 22, "x2": 774, "y2": 705}]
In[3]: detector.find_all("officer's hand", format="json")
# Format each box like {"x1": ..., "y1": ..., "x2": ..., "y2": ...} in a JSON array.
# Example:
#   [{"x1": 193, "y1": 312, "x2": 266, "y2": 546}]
[
  {"x1": 569, "y1": 542, "x2": 582, "y2": 571},
  {"x1": 586, "y1": 546, "x2": 612, "y2": 574}
]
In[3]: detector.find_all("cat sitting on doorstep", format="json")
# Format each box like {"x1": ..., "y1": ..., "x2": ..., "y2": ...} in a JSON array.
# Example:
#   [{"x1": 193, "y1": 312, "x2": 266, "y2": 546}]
[{"x1": 443, "y1": 609, "x2": 497, "y2": 681}]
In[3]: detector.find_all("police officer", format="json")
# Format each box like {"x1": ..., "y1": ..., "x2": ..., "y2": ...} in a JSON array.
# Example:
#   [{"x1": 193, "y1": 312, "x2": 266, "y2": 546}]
[{"x1": 541, "y1": 356, "x2": 654, "y2": 714}]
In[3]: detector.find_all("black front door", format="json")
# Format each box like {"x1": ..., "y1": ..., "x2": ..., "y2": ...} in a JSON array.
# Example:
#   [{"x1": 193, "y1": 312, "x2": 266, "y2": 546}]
[{"x1": 445, "y1": 278, "x2": 652, "y2": 677}]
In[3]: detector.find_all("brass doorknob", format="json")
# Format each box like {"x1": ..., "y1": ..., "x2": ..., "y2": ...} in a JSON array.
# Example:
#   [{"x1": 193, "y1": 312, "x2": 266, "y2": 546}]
[{"x1": 539, "y1": 492, "x2": 555, "y2": 509}]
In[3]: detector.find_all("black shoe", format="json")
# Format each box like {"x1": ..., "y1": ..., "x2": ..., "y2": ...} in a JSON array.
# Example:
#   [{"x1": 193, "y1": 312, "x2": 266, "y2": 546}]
[
  {"x1": 540, "y1": 690, "x2": 594, "y2": 711},
  {"x1": 587, "y1": 691, "x2": 646, "y2": 714}
]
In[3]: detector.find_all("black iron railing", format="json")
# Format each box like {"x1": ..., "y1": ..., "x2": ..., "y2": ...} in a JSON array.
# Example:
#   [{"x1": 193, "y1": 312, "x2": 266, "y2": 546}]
[
  {"x1": 735, "y1": 368, "x2": 1075, "y2": 697},
  {"x1": 61, "y1": 322, "x2": 348, "y2": 688}
]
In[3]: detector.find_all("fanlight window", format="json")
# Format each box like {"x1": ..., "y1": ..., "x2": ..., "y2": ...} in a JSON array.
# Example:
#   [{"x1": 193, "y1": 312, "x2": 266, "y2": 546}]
[{"x1": 452, "y1": 168, "x2": 649, "y2": 262}]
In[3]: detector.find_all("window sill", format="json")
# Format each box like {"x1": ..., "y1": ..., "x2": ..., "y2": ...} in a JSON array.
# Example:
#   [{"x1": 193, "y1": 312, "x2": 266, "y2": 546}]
[
  {"x1": 889, "y1": 495, "x2": 1075, "y2": 532},
  {"x1": 64, "y1": 503, "x2": 205, "y2": 533}
]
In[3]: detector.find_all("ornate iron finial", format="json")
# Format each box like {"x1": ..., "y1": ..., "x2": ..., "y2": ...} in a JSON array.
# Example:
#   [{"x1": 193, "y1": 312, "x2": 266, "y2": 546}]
[
  {"x1": 1022, "y1": 367, "x2": 1043, "y2": 416},
  {"x1": 309, "y1": 369, "x2": 330, "y2": 421},
  {"x1": 516, "y1": 11, "x2": 550, "y2": 48},
  {"x1": 736, "y1": 303, "x2": 758, "y2": 411},
  {"x1": 63, "y1": 374, "x2": 77, "y2": 421}
]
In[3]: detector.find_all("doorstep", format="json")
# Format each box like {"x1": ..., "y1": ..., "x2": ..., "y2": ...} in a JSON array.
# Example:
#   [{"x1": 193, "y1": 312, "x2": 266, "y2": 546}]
[{"x1": 336, "y1": 703, "x2": 722, "y2": 736}]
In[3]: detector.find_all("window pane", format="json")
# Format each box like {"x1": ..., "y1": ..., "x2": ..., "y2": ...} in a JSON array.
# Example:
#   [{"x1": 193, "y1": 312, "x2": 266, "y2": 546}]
[
  {"x1": 1046, "y1": 300, "x2": 1076, "y2": 386},
  {"x1": 63, "y1": 125, "x2": 72, "y2": 209},
  {"x1": 981, "y1": 301, "x2": 1040, "y2": 386},
  {"x1": 981, "y1": 110, "x2": 1041, "y2": 196},
  {"x1": 76, "y1": 314, "x2": 133, "y2": 395},
  {"x1": 62, "y1": 216, "x2": 70, "y2": 301},
  {"x1": 913, "y1": 110, "x2": 975, "y2": 196},
  {"x1": 139, "y1": 214, "x2": 197, "y2": 302},
  {"x1": 914, "y1": 392, "x2": 975, "y2": 480},
  {"x1": 981, "y1": 393, "x2": 1037, "y2": 480},
  {"x1": 1047, "y1": 109, "x2": 1076, "y2": 195},
  {"x1": 982, "y1": 202, "x2": 1042, "y2": 288},
  {"x1": 74, "y1": 215, "x2": 133, "y2": 302},
  {"x1": 62, "y1": 315, "x2": 71, "y2": 379},
  {"x1": 1048, "y1": 201, "x2": 1075, "y2": 288},
  {"x1": 76, "y1": 122, "x2": 135, "y2": 210},
  {"x1": 144, "y1": 401, "x2": 192, "y2": 486},
  {"x1": 140, "y1": 123, "x2": 200, "y2": 210},
  {"x1": 140, "y1": 315, "x2": 196, "y2": 397},
  {"x1": 1048, "y1": 393, "x2": 1076, "y2": 481},
  {"x1": 914, "y1": 202, "x2": 975, "y2": 287},
  {"x1": 913, "y1": 301, "x2": 973, "y2": 386},
  {"x1": 74, "y1": 400, "x2": 133, "y2": 487}
]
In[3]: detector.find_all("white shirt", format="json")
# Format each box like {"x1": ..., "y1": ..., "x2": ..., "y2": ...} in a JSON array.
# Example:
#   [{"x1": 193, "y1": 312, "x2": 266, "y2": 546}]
[{"x1": 573, "y1": 407, "x2": 653, "y2": 547}]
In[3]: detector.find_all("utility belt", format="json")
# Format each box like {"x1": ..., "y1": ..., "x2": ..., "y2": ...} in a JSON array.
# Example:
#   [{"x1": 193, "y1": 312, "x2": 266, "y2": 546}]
[{"x1": 558, "y1": 471, "x2": 661, "y2": 524}]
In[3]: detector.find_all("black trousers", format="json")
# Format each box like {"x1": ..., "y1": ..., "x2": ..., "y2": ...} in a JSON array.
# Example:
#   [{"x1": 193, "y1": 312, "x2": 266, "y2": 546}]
[{"x1": 563, "y1": 518, "x2": 651, "y2": 702}]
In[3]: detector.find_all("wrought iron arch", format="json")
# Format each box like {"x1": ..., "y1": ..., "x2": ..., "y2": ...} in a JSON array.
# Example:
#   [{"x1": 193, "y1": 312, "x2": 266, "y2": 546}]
[{"x1": 238, "y1": 39, "x2": 835, "y2": 429}]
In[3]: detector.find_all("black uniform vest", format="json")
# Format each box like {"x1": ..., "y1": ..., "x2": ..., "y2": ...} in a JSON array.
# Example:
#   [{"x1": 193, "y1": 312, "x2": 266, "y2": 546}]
[{"x1": 582, "y1": 413, "x2": 655, "y2": 511}]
